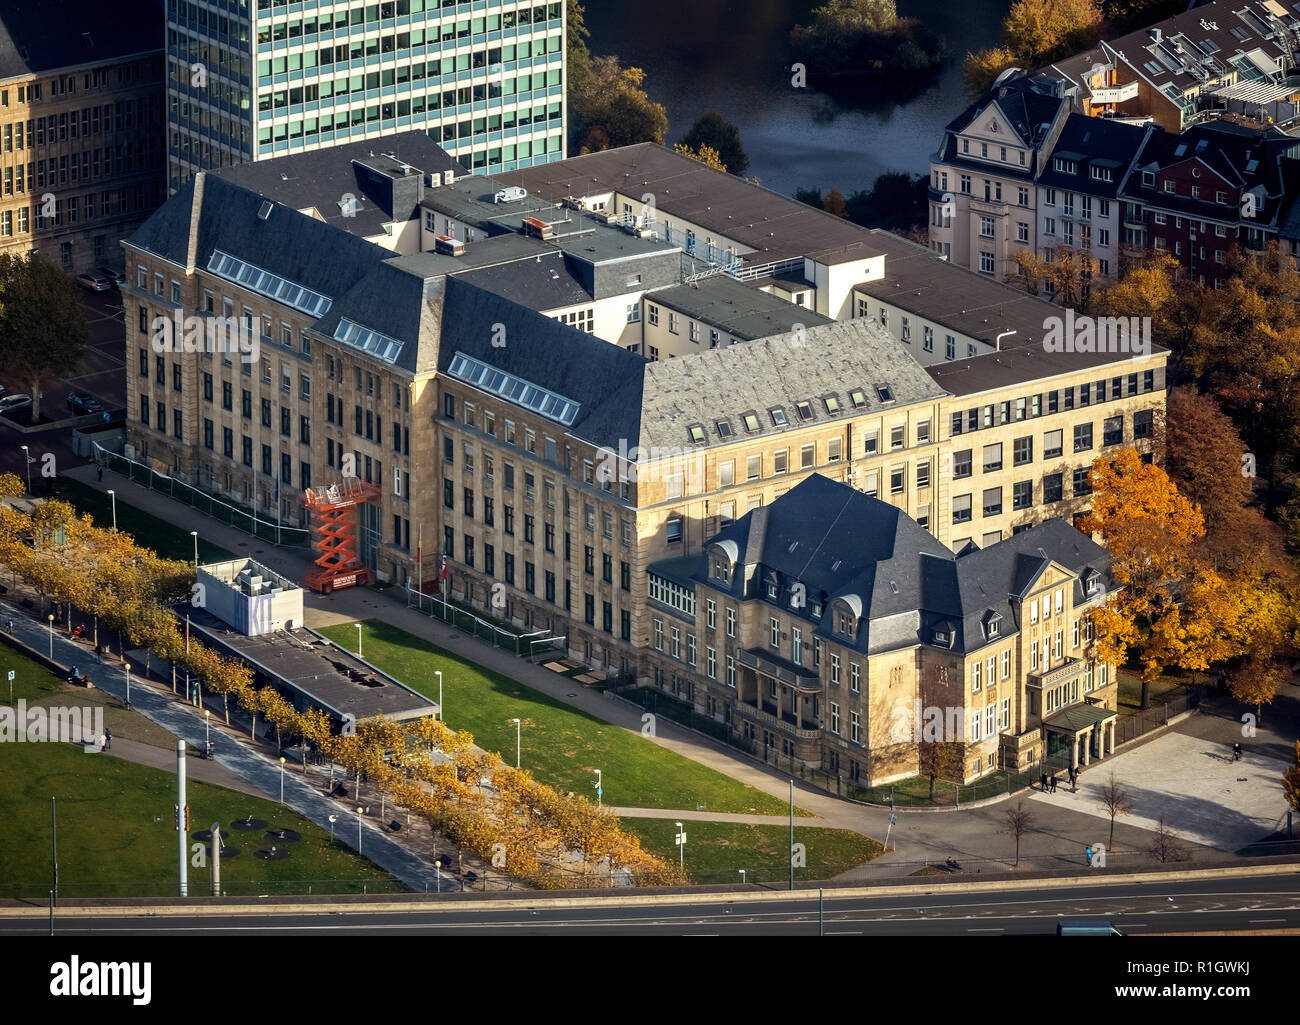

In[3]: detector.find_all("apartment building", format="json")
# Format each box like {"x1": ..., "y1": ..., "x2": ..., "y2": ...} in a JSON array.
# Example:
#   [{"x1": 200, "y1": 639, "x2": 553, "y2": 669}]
[
  {"x1": 644, "y1": 473, "x2": 1119, "y2": 783},
  {"x1": 1036, "y1": 114, "x2": 1151, "y2": 282},
  {"x1": 166, "y1": 0, "x2": 566, "y2": 194},
  {"x1": 1038, "y1": 0, "x2": 1300, "y2": 133},
  {"x1": 0, "y1": 0, "x2": 166, "y2": 273},
  {"x1": 927, "y1": 76, "x2": 1069, "y2": 278}
]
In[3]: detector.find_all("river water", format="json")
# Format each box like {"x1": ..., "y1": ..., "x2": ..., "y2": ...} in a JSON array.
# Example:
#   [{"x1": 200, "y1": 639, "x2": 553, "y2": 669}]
[{"x1": 583, "y1": 0, "x2": 1010, "y2": 197}]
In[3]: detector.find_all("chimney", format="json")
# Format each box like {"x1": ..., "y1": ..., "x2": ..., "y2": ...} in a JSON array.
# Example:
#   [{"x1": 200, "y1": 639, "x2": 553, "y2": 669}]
[{"x1": 185, "y1": 171, "x2": 205, "y2": 274}]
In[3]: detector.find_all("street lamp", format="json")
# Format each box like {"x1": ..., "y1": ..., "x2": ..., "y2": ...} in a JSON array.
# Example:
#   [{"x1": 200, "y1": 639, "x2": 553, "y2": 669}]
[
  {"x1": 738, "y1": 869, "x2": 746, "y2": 885},
  {"x1": 124, "y1": 664, "x2": 131, "y2": 709},
  {"x1": 356, "y1": 807, "x2": 363, "y2": 854},
  {"x1": 510, "y1": 718, "x2": 521, "y2": 768},
  {"x1": 355, "y1": 622, "x2": 362, "y2": 658},
  {"x1": 190, "y1": 531, "x2": 199, "y2": 571},
  {"x1": 46, "y1": 614, "x2": 53, "y2": 658},
  {"x1": 204, "y1": 710, "x2": 210, "y2": 752},
  {"x1": 328, "y1": 814, "x2": 337, "y2": 840},
  {"x1": 675, "y1": 821, "x2": 685, "y2": 870},
  {"x1": 106, "y1": 490, "x2": 117, "y2": 531},
  {"x1": 435, "y1": 670, "x2": 443, "y2": 721},
  {"x1": 279, "y1": 757, "x2": 286, "y2": 804},
  {"x1": 20, "y1": 445, "x2": 30, "y2": 493},
  {"x1": 593, "y1": 769, "x2": 602, "y2": 808}
]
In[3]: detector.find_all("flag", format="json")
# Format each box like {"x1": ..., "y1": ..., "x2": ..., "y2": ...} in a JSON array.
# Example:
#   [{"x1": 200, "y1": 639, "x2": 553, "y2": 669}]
[{"x1": 440, "y1": 555, "x2": 449, "y2": 580}]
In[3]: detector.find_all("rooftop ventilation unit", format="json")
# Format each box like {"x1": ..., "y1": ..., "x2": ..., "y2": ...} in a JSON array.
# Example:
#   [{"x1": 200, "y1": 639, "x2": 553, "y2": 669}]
[
  {"x1": 429, "y1": 172, "x2": 443, "y2": 188},
  {"x1": 257, "y1": 201, "x2": 273, "y2": 220},
  {"x1": 434, "y1": 235, "x2": 465, "y2": 256},
  {"x1": 522, "y1": 217, "x2": 554, "y2": 239},
  {"x1": 494, "y1": 186, "x2": 529, "y2": 204},
  {"x1": 444, "y1": 169, "x2": 456, "y2": 185}
]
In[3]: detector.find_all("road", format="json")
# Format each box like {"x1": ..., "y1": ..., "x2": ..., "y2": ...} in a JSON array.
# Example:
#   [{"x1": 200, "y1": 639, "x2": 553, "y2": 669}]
[{"x1": 5, "y1": 871, "x2": 1298, "y2": 935}]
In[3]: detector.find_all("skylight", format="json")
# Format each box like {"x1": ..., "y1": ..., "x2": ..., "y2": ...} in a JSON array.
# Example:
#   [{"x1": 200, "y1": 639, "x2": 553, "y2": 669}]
[
  {"x1": 824, "y1": 395, "x2": 841, "y2": 414},
  {"x1": 688, "y1": 424, "x2": 706, "y2": 444},
  {"x1": 447, "y1": 352, "x2": 581, "y2": 426},
  {"x1": 334, "y1": 318, "x2": 403, "y2": 364},
  {"x1": 795, "y1": 400, "x2": 814, "y2": 420},
  {"x1": 207, "y1": 249, "x2": 332, "y2": 318},
  {"x1": 742, "y1": 412, "x2": 760, "y2": 433},
  {"x1": 716, "y1": 419, "x2": 733, "y2": 438},
  {"x1": 876, "y1": 385, "x2": 895, "y2": 403},
  {"x1": 770, "y1": 407, "x2": 788, "y2": 427},
  {"x1": 849, "y1": 388, "x2": 867, "y2": 407}
]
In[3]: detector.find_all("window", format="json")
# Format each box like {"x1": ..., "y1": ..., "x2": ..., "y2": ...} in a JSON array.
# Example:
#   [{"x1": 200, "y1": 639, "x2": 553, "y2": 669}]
[
  {"x1": 953, "y1": 449, "x2": 972, "y2": 478},
  {"x1": 1074, "y1": 423, "x2": 1093, "y2": 452},
  {"x1": 1013, "y1": 436, "x2": 1032, "y2": 466},
  {"x1": 1013, "y1": 480, "x2": 1032, "y2": 510},
  {"x1": 983, "y1": 487, "x2": 1002, "y2": 516},
  {"x1": 953, "y1": 494, "x2": 972, "y2": 523},
  {"x1": 1044, "y1": 429, "x2": 1063, "y2": 460},
  {"x1": 1044, "y1": 472, "x2": 1063, "y2": 503},
  {"x1": 982, "y1": 443, "x2": 1002, "y2": 473},
  {"x1": 1103, "y1": 415, "x2": 1123, "y2": 446}
]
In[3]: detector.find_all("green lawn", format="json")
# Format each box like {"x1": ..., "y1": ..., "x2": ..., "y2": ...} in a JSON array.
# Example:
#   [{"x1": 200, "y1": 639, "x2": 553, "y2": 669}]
[
  {"x1": 319, "y1": 620, "x2": 803, "y2": 817},
  {"x1": 47, "y1": 478, "x2": 235, "y2": 563},
  {"x1": 0, "y1": 739, "x2": 405, "y2": 899},
  {"x1": 1117, "y1": 667, "x2": 1193, "y2": 709},
  {"x1": 618, "y1": 819, "x2": 882, "y2": 885}
]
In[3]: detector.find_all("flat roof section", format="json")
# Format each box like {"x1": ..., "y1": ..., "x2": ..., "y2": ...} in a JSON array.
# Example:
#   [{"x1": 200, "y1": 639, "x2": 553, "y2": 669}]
[
  {"x1": 498, "y1": 143, "x2": 886, "y2": 267},
  {"x1": 648, "y1": 276, "x2": 832, "y2": 340},
  {"x1": 187, "y1": 609, "x2": 435, "y2": 723}
]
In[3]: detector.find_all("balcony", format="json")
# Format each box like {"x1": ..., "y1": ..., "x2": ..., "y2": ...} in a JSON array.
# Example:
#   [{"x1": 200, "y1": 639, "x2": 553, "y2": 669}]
[{"x1": 746, "y1": 701, "x2": 822, "y2": 740}]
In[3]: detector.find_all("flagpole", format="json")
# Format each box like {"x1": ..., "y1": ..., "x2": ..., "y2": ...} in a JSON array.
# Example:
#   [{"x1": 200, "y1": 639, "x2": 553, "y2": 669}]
[{"x1": 416, "y1": 523, "x2": 422, "y2": 612}]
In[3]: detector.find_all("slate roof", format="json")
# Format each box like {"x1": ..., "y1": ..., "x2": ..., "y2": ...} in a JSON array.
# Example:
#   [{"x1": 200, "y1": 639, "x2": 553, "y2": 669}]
[
  {"x1": 0, "y1": 0, "x2": 163, "y2": 80},
  {"x1": 637, "y1": 318, "x2": 946, "y2": 453},
  {"x1": 1119, "y1": 119, "x2": 1299, "y2": 227},
  {"x1": 126, "y1": 173, "x2": 391, "y2": 305},
  {"x1": 938, "y1": 76, "x2": 1068, "y2": 175},
  {"x1": 436, "y1": 275, "x2": 648, "y2": 451},
  {"x1": 1037, "y1": 114, "x2": 1155, "y2": 198},
  {"x1": 311, "y1": 260, "x2": 443, "y2": 375},
  {"x1": 213, "y1": 132, "x2": 464, "y2": 239},
  {"x1": 666, "y1": 475, "x2": 1112, "y2": 658}
]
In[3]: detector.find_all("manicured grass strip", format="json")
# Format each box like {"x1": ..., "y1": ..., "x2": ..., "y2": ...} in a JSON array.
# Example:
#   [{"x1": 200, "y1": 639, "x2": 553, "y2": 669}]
[
  {"x1": 319, "y1": 620, "x2": 804, "y2": 817},
  {"x1": 617, "y1": 819, "x2": 883, "y2": 885},
  {"x1": 48, "y1": 478, "x2": 235, "y2": 564},
  {"x1": 0, "y1": 739, "x2": 405, "y2": 899}
]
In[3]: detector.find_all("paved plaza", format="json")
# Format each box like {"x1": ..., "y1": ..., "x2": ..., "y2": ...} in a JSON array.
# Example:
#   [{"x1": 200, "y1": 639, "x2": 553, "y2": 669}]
[{"x1": 1026, "y1": 730, "x2": 1292, "y2": 852}]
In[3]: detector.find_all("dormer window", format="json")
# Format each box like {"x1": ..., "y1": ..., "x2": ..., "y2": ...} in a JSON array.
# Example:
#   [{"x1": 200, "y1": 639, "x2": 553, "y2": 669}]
[
  {"x1": 710, "y1": 556, "x2": 730, "y2": 581},
  {"x1": 983, "y1": 610, "x2": 1003, "y2": 639},
  {"x1": 811, "y1": 601, "x2": 823, "y2": 619},
  {"x1": 1086, "y1": 571, "x2": 1101, "y2": 595},
  {"x1": 766, "y1": 580, "x2": 779, "y2": 600},
  {"x1": 1053, "y1": 157, "x2": 1077, "y2": 174},
  {"x1": 934, "y1": 629, "x2": 948, "y2": 644}
]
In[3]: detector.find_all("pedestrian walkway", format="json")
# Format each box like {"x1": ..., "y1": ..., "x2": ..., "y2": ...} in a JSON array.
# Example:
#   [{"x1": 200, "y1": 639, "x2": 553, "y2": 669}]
[
  {"x1": 0, "y1": 595, "x2": 441, "y2": 892},
  {"x1": 609, "y1": 807, "x2": 794, "y2": 825}
]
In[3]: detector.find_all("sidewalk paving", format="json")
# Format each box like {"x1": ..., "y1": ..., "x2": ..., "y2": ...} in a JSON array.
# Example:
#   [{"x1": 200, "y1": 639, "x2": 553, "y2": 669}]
[{"x1": 54, "y1": 463, "x2": 1288, "y2": 879}]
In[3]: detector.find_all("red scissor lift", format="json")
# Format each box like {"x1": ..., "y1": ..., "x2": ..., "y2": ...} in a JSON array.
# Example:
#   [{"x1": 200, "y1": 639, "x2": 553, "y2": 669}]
[{"x1": 302, "y1": 478, "x2": 382, "y2": 594}]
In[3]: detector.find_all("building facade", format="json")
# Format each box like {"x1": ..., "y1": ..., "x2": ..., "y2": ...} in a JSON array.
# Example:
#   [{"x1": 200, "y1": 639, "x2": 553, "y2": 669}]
[
  {"x1": 166, "y1": 0, "x2": 566, "y2": 194},
  {"x1": 644, "y1": 475, "x2": 1120, "y2": 785},
  {"x1": 0, "y1": 1, "x2": 167, "y2": 273}
]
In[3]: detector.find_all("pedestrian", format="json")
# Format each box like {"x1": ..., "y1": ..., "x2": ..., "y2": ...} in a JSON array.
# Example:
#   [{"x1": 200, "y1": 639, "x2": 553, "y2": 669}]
[
  {"x1": 104, "y1": 728, "x2": 111, "y2": 750},
  {"x1": 99, "y1": 732, "x2": 106, "y2": 750},
  {"x1": 1050, "y1": 774, "x2": 1058, "y2": 793},
  {"x1": 1085, "y1": 846, "x2": 1093, "y2": 867},
  {"x1": 5, "y1": 618, "x2": 12, "y2": 635},
  {"x1": 94, "y1": 643, "x2": 102, "y2": 662},
  {"x1": 1040, "y1": 772, "x2": 1048, "y2": 792},
  {"x1": 1233, "y1": 742, "x2": 1242, "y2": 762},
  {"x1": 96, "y1": 464, "x2": 104, "y2": 483}
]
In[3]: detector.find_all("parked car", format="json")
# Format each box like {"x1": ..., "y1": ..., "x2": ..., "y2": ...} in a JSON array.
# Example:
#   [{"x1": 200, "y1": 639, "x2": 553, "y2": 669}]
[
  {"x1": 97, "y1": 267, "x2": 126, "y2": 290},
  {"x1": 76, "y1": 272, "x2": 111, "y2": 292},
  {"x1": 0, "y1": 394, "x2": 32, "y2": 415},
  {"x1": 66, "y1": 391, "x2": 103, "y2": 415}
]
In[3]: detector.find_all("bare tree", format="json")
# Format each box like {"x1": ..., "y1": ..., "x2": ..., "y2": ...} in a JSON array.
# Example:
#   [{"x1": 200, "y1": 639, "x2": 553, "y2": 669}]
[
  {"x1": 1148, "y1": 816, "x2": 1186, "y2": 864},
  {"x1": 1099, "y1": 772, "x2": 1134, "y2": 851},
  {"x1": 1004, "y1": 801, "x2": 1034, "y2": 867}
]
